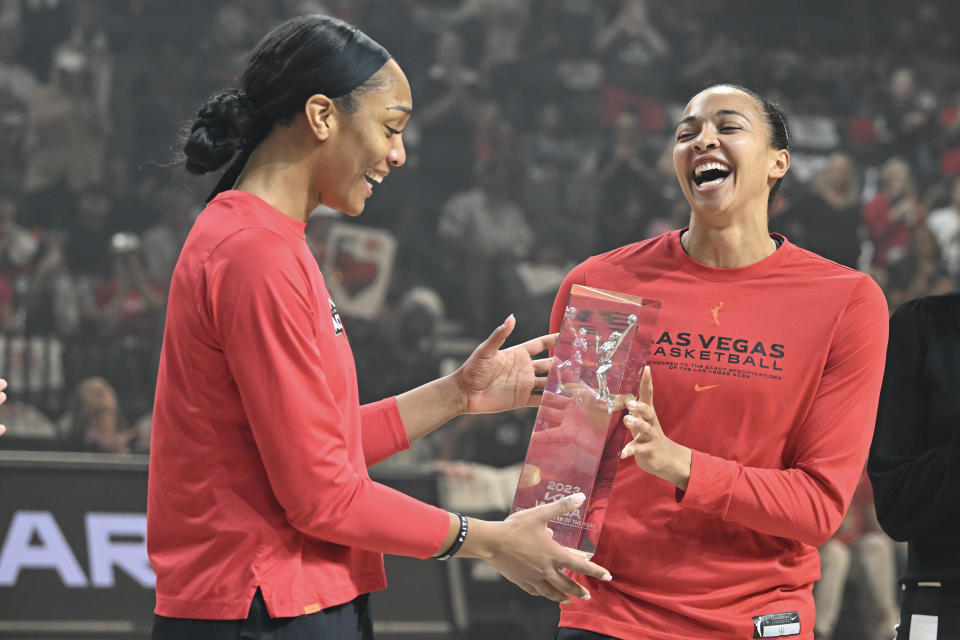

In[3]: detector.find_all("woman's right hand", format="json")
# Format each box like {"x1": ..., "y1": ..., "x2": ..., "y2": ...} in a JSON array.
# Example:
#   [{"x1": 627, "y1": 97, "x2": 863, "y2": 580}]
[{"x1": 461, "y1": 493, "x2": 612, "y2": 603}]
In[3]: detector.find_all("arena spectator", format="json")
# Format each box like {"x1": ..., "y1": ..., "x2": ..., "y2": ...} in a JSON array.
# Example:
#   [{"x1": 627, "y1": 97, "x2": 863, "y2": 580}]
[
  {"x1": 775, "y1": 152, "x2": 863, "y2": 268},
  {"x1": 519, "y1": 102, "x2": 597, "y2": 256},
  {"x1": 863, "y1": 157, "x2": 925, "y2": 268},
  {"x1": 886, "y1": 226, "x2": 950, "y2": 311},
  {"x1": 414, "y1": 0, "x2": 532, "y2": 73},
  {"x1": 140, "y1": 189, "x2": 197, "y2": 287},
  {"x1": 0, "y1": 10, "x2": 38, "y2": 185},
  {"x1": 95, "y1": 233, "x2": 165, "y2": 340},
  {"x1": 65, "y1": 184, "x2": 114, "y2": 276},
  {"x1": 437, "y1": 157, "x2": 533, "y2": 333},
  {"x1": 926, "y1": 177, "x2": 960, "y2": 275},
  {"x1": 594, "y1": 0, "x2": 669, "y2": 94},
  {"x1": 26, "y1": 230, "x2": 98, "y2": 336},
  {"x1": 60, "y1": 375, "x2": 131, "y2": 454},
  {"x1": 0, "y1": 395, "x2": 57, "y2": 439},
  {"x1": 23, "y1": 2, "x2": 112, "y2": 194},
  {"x1": 875, "y1": 68, "x2": 935, "y2": 165},
  {"x1": 593, "y1": 110, "x2": 658, "y2": 253},
  {"x1": 413, "y1": 30, "x2": 482, "y2": 213},
  {"x1": 0, "y1": 190, "x2": 39, "y2": 276}
]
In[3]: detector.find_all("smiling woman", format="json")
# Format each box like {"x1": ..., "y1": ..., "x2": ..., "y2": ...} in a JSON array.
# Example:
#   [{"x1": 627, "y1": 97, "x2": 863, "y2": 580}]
[
  {"x1": 149, "y1": 14, "x2": 612, "y2": 640},
  {"x1": 551, "y1": 85, "x2": 890, "y2": 640}
]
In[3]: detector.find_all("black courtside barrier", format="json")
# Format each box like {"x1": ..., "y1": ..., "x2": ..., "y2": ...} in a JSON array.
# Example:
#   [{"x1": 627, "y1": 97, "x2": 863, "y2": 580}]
[{"x1": 0, "y1": 452, "x2": 468, "y2": 639}]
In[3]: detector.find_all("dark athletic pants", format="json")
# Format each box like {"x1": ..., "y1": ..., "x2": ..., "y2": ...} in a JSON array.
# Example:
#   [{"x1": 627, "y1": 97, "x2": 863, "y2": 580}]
[{"x1": 152, "y1": 589, "x2": 374, "y2": 640}]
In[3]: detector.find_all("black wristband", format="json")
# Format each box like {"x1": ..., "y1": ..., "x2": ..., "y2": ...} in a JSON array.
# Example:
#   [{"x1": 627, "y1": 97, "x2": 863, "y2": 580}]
[{"x1": 436, "y1": 513, "x2": 468, "y2": 561}]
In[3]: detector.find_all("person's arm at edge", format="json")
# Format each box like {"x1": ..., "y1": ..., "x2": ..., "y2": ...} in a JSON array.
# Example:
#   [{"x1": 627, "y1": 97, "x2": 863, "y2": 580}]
[{"x1": 868, "y1": 296, "x2": 960, "y2": 540}]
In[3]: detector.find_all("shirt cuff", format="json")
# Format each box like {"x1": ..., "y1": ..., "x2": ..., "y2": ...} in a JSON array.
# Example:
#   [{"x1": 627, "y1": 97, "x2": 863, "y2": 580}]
[{"x1": 676, "y1": 449, "x2": 737, "y2": 516}]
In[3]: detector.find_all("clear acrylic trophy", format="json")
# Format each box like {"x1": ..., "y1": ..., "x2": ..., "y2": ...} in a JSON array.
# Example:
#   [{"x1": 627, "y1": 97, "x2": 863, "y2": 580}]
[{"x1": 510, "y1": 285, "x2": 661, "y2": 558}]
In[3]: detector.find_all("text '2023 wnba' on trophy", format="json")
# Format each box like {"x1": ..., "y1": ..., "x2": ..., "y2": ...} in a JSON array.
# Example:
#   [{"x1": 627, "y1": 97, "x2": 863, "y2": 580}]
[{"x1": 511, "y1": 285, "x2": 661, "y2": 558}]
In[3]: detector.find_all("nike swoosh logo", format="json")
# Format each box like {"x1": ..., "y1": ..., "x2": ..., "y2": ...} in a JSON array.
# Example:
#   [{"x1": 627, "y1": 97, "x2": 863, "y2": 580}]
[{"x1": 694, "y1": 383, "x2": 719, "y2": 392}]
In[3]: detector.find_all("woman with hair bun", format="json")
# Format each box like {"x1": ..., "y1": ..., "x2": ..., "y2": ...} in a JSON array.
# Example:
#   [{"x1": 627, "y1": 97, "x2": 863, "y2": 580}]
[
  {"x1": 148, "y1": 15, "x2": 610, "y2": 640},
  {"x1": 551, "y1": 85, "x2": 889, "y2": 639}
]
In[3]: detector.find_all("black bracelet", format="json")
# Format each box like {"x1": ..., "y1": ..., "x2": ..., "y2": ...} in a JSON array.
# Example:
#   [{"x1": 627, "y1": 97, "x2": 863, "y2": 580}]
[{"x1": 436, "y1": 512, "x2": 468, "y2": 561}]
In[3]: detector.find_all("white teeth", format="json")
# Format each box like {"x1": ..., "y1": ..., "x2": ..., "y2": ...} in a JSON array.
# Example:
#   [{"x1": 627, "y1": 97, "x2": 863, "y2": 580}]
[
  {"x1": 694, "y1": 161, "x2": 731, "y2": 177},
  {"x1": 365, "y1": 171, "x2": 383, "y2": 184}
]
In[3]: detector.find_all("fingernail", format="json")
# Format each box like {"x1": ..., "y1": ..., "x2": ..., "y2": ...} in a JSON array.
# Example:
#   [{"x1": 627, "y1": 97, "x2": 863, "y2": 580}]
[
  {"x1": 569, "y1": 492, "x2": 586, "y2": 505},
  {"x1": 620, "y1": 447, "x2": 630, "y2": 458},
  {"x1": 602, "y1": 572, "x2": 613, "y2": 581},
  {"x1": 580, "y1": 591, "x2": 591, "y2": 600},
  {"x1": 502, "y1": 313, "x2": 515, "y2": 326},
  {"x1": 562, "y1": 598, "x2": 571, "y2": 605}
]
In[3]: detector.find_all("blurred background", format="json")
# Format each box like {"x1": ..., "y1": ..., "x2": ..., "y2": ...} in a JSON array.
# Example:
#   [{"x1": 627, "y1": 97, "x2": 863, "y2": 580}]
[{"x1": 0, "y1": 0, "x2": 957, "y2": 638}]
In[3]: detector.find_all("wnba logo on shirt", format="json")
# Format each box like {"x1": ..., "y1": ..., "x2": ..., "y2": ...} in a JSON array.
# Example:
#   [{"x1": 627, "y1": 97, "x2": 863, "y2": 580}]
[{"x1": 329, "y1": 298, "x2": 344, "y2": 335}]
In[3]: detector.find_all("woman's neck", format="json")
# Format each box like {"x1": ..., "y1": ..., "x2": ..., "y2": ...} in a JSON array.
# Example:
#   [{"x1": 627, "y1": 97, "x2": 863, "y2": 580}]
[
  {"x1": 234, "y1": 131, "x2": 316, "y2": 223},
  {"x1": 681, "y1": 218, "x2": 778, "y2": 268}
]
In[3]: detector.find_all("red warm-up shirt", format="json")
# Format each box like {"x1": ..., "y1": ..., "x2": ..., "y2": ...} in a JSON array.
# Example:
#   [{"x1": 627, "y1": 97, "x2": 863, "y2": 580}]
[
  {"x1": 552, "y1": 230, "x2": 888, "y2": 640},
  {"x1": 147, "y1": 191, "x2": 450, "y2": 619}
]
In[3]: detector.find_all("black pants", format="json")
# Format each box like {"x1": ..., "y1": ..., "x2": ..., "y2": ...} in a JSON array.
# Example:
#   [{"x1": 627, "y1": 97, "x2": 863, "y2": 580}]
[
  {"x1": 896, "y1": 583, "x2": 960, "y2": 640},
  {"x1": 152, "y1": 589, "x2": 374, "y2": 640},
  {"x1": 556, "y1": 629, "x2": 621, "y2": 640}
]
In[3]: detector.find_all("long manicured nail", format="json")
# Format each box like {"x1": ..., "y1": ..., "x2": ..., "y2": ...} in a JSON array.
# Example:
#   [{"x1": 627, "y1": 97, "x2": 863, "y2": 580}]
[{"x1": 569, "y1": 492, "x2": 586, "y2": 505}]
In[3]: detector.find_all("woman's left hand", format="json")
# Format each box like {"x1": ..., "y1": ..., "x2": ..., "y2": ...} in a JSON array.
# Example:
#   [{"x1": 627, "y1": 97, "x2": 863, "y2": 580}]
[
  {"x1": 455, "y1": 315, "x2": 557, "y2": 414},
  {"x1": 620, "y1": 366, "x2": 692, "y2": 490}
]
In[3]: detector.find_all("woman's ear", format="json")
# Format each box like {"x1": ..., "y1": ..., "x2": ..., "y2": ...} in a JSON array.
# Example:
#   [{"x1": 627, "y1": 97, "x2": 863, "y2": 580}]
[
  {"x1": 305, "y1": 94, "x2": 336, "y2": 142},
  {"x1": 770, "y1": 148, "x2": 790, "y2": 180}
]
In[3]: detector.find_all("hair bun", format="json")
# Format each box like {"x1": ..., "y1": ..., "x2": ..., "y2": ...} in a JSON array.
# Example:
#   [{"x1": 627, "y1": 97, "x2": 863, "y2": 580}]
[{"x1": 183, "y1": 89, "x2": 256, "y2": 175}]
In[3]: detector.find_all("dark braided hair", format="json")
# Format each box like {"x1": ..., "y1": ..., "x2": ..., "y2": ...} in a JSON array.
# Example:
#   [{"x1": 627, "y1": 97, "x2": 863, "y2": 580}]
[
  {"x1": 182, "y1": 15, "x2": 392, "y2": 201},
  {"x1": 183, "y1": 89, "x2": 257, "y2": 175}
]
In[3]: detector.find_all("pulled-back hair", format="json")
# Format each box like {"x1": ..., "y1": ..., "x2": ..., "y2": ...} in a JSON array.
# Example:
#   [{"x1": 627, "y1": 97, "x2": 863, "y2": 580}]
[
  {"x1": 183, "y1": 15, "x2": 392, "y2": 200},
  {"x1": 708, "y1": 84, "x2": 791, "y2": 208}
]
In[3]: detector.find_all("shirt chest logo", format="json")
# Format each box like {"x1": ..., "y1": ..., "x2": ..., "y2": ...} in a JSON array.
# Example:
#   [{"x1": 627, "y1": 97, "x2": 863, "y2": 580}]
[
  {"x1": 711, "y1": 301, "x2": 724, "y2": 326},
  {"x1": 329, "y1": 298, "x2": 344, "y2": 335}
]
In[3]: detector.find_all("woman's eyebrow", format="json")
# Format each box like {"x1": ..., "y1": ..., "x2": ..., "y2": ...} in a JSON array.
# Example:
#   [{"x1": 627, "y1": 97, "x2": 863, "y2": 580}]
[{"x1": 676, "y1": 109, "x2": 750, "y2": 128}]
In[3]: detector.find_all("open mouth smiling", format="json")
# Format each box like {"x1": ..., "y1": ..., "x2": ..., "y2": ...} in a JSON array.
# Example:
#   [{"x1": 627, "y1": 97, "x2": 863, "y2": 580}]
[{"x1": 692, "y1": 160, "x2": 732, "y2": 190}]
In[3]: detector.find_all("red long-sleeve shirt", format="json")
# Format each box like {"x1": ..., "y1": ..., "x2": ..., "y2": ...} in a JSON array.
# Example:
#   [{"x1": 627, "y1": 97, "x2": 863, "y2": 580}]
[
  {"x1": 147, "y1": 190, "x2": 450, "y2": 619},
  {"x1": 552, "y1": 230, "x2": 888, "y2": 640}
]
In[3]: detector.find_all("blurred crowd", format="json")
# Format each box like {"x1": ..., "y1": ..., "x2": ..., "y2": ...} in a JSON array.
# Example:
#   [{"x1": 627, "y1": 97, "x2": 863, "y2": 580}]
[{"x1": 0, "y1": 1, "x2": 957, "y2": 636}]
